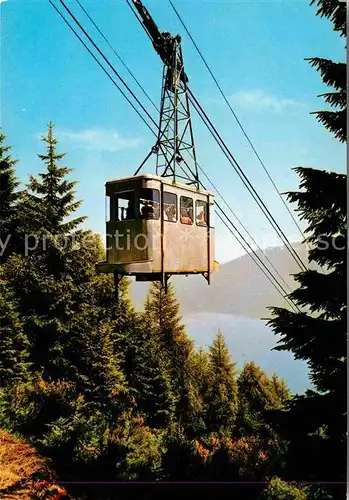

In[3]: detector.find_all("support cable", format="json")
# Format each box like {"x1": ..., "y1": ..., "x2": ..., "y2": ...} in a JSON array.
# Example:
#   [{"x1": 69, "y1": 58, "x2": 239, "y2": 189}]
[
  {"x1": 188, "y1": 90, "x2": 308, "y2": 272},
  {"x1": 168, "y1": 0, "x2": 306, "y2": 241},
  {"x1": 50, "y1": 0, "x2": 301, "y2": 312},
  {"x1": 75, "y1": 0, "x2": 158, "y2": 112},
  {"x1": 50, "y1": 0, "x2": 157, "y2": 136},
  {"x1": 58, "y1": 0, "x2": 158, "y2": 130},
  {"x1": 123, "y1": 0, "x2": 307, "y2": 272}
]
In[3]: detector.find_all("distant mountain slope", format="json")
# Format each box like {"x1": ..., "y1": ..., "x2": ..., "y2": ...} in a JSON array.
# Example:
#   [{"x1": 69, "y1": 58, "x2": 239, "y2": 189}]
[{"x1": 131, "y1": 242, "x2": 313, "y2": 318}]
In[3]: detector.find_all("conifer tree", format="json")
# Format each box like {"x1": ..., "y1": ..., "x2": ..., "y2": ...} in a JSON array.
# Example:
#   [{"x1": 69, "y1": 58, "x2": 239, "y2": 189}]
[
  {"x1": 190, "y1": 347, "x2": 211, "y2": 400},
  {"x1": 22, "y1": 121, "x2": 86, "y2": 275},
  {"x1": 0, "y1": 277, "x2": 31, "y2": 386},
  {"x1": 25, "y1": 121, "x2": 85, "y2": 235},
  {"x1": 307, "y1": 0, "x2": 346, "y2": 142},
  {"x1": 205, "y1": 330, "x2": 238, "y2": 433},
  {"x1": 144, "y1": 282, "x2": 196, "y2": 429},
  {"x1": 269, "y1": 373, "x2": 291, "y2": 407},
  {"x1": 2, "y1": 123, "x2": 88, "y2": 376},
  {"x1": 185, "y1": 347, "x2": 213, "y2": 435},
  {"x1": 238, "y1": 362, "x2": 280, "y2": 414},
  {"x1": 134, "y1": 316, "x2": 176, "y2": 428},
  {"x1": 236, "y1": 361, "x2": 284, "y2": 438},
  {"x1": 0, "y1": 132, "x2": 22, "y2": 262},
  {"x1": 266, "y1": 0, "x2": 346, "y2": 491}
]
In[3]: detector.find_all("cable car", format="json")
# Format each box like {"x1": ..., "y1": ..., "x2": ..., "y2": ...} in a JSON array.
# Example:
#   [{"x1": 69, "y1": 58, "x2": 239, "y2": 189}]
[
  {"x1": 96, "y1": 173, "x2": 216, "y2": 286},
  {"x1": 96, "y1": 0, "x2": 218, "y2": 292}
]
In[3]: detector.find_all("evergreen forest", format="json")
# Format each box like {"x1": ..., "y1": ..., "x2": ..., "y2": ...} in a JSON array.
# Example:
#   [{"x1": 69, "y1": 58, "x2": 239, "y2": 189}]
[{"x1": 0, "y1": 0, "x2": 346, "y2": 499}]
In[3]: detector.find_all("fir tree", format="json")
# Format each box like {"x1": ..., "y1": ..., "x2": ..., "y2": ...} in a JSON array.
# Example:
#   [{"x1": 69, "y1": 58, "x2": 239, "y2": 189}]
[
  {"x1": 2, "y1": 123, "x2": 90, "y2": 376},
  {"x1": 136, "y1": 319, "x2": 176, "y2": 428},
  {"x1": 306, "y1": 0, "x2": 346, "y2": 142},
  {"x1": 238, "y1": 362, "x2": 281, "y2": 414},
  {"x1": 0, "y1": 132, "x2": 22, "y2": 262},
  {"x1": 188, "y1": 347, "x2": 212, "y2": 432},
  {"x1": 269, "y1": 373, "x2": 291, "y2": 407},
  {"x1": 266, "y1": 1, "x2": 346, "y2": 492},
  {"x1": 0, "y1": 277, "x2": 31, "y2": 386},
  {"x1": 236, "y1": 361, "x2": 286, "y2": 439},
  {"x1": 205, "y1": 330, "x2": 238, "y2": 433},
  {"x1": 62, "y1": 306, "x2": 128, "y2": 403},
  {"x1": 22, "y1": 121, "x2": 86, "y2": 275},
  {"x1": 190, "y1": 347, "x2": 211, "y2": 400},
  {"x1": 114, "y1": 306, "x2": 176, "y2": 429},
  {"x1": 144, "y1": 282, "x2": 196, "y2": 430},
  {"x1": 267, "y1": 168, "x2": 347, "y2": 486}
]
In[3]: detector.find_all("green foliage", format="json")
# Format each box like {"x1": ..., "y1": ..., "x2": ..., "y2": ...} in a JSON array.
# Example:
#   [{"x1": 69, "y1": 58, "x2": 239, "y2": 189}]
[
  {"x1": 310, "y1": 0, "x2": 346, "y2": 37},
  {"x1": 260, "y1": 478, "x2": 307, "y2": 500},
  {"x1": 236, "y1": 361, "x2": 289, "y2": 440},
  {"x1": 21, "y1": 122, "x2": 86, "y2": 278},
  {"x1": 0, "y1": 277, "x2": 31, "y2": 386},
  {"x1": 116, "y1": 311, "x2": 176, "y2": 429},
  {"x1": 266, "y1": 2, "x2": 347, "y2": 494},
  {"x1": 205, "y1": 330, "x2": 238, "y2": 433},
  {"x1": 107, "y1": 414, "x2": 163, "y2": 480},
  {"x1": 267, "y1": 171, "x2": 346, "y2": 486},
  {"x1": 269, "y1": 373, "x2": 291, "y2": 407},
  {"x1": 0, "y1": 132, "x2": 22, "y2": 262},
  {"x1": 161, "y1": 424, "x2": 206, "y2": 480},
  {"x1": 24, "y1": 122, "x2": 86, "y2": 236},
  {"x1": 144, "y1": 282, "x2": 198, "y2": 432},
  {"x1": 307, "y1": 1, "x2": 346, "y2": 142},
  {"x1": 2, "y1": 254, "x2": 76, "y2": 376}
]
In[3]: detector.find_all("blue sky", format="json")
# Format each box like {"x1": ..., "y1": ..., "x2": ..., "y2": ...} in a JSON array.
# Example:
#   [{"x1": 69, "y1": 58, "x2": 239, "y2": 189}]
[{"x1": 1, "y1": 0, "x2": 346, "y2": 264}]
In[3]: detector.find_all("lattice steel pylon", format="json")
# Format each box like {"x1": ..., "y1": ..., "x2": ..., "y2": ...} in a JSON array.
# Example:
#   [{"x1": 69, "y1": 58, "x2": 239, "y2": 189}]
[
  {"x1": 131, "y1": 0, "x2": 200, "y2": 189},
  {"x1": 155, "y1": 37, "x2": 199, "y2": 188}
]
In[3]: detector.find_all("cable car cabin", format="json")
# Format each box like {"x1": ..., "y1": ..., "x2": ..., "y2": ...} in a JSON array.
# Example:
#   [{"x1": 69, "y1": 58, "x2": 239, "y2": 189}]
[{"x1": 96, "y1": 174, "x2": 216, "y2": 284}]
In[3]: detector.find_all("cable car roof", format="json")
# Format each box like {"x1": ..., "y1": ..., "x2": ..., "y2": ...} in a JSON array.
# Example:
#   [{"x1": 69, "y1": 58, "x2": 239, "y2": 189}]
[{"x1": 105, "y1": 173, "x2": 214, "y2": 196}]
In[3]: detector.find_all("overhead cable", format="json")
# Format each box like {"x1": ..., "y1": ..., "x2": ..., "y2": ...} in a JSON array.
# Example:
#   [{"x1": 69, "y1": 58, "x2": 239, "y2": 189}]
[
  {"x1": 168, "y1": 0, "x2": 306, "y2": 241},
  {"x1": 50, "y1": 0, "x2": 300, "y2": 312}
]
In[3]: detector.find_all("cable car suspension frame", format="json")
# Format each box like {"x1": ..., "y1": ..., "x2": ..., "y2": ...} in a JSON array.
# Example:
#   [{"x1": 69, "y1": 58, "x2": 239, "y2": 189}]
[{"x1": 131, "y1": 0, "x2": 200, "y2": 189}]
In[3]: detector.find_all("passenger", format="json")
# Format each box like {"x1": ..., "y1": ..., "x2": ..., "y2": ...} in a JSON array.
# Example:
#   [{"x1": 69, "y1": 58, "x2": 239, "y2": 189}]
[
  {"x1": 153, "y1": 201, "x2": 160, "y2": 219},
  {"x1": 141, "y1": 200, "x2": 154, "y2": 218},
  {"x1": 163, "y1": 204, "x2": 169, "y2": 221},
  {"x1": 126, "y1": 200, "x2": 135, "y2": 220},
  {"x1": 197, "y1": 209, "x2": 206, "y2": 225},
  {"x1": 180, "y1": 207, "x2": 192, "y2": 224},
  {"x1": 165, "y1": 204, "x2": 176, "y2": 221}
]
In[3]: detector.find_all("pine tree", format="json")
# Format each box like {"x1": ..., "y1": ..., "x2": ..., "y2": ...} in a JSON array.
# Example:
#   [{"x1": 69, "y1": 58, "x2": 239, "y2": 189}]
[
  {"x1": 184, "y1": 347, "x2": 213, "y2": 435},
  {"x1": 269, "y1": 373, "x2": 291, "y2": 407},
  {"x1": 266, "y1": 1, "x2": 346, "y2": 492},
  {"x1": 0, "y1": 132, "x2": 22, "y2": 262},
  {"x1": 0, "y1": 277, "x2": 31, "y2": 386},
  {"x1": 139, "y1": 325, "x2": 176, "y2": 428},
  {"x1": 267, "y1": 168, "x2": 346, "y2": 486},
  {"x1": 144, "y1": 282, "x2": 196, "y2": 430},
  {"x1": 22, "y1": 121, "x2": 86, "y2": 275},
  {"x1": 190, "y1": 347, "x2": 211, "y2": 400},
  {"x1": 63, "y1": 305, "x2": 130, "y2": 407},
  {"x1": 2, "y1": 123, "x2": 89, "y2": 376},
  {"x1": 306, "y1": 0, "x2": 346, "y2": 142},
  {"x1": 114, "y1": 307, "x2": 176, "y2": 429},
  {"x1": 205, "y1": 330, "x2": 238, "y2": 433},
  {"x1": 238, "y1": 362, "x2": 283, "y2": 414},
  {"x1": 236, "y1": 361, "x2": 286, "y2": 439}
]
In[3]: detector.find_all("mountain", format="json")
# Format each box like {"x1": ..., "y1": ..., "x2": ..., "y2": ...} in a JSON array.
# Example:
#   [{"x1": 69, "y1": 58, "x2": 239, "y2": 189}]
[{"x1": 130, "y1": 242, "x2": 313, "y2": 319}]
